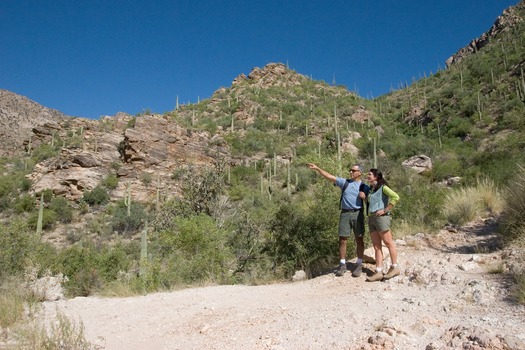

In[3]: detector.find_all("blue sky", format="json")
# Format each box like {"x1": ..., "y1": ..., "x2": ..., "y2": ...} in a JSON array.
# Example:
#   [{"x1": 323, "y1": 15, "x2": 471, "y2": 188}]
[{"x1": 1, "y1": 1, "x2": 519, "y2": 119}]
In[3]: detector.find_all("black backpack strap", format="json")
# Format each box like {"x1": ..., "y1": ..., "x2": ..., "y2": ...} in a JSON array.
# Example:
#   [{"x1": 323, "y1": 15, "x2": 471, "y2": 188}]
[{"x1": 359, "y1": 183, "x2": 368, "y2": 215}]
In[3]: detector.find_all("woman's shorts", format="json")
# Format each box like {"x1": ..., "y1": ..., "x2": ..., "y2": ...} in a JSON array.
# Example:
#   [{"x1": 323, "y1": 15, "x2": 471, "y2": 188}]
[{"x1": 368, "y1": 215, "x2": 391, "y2": 232}]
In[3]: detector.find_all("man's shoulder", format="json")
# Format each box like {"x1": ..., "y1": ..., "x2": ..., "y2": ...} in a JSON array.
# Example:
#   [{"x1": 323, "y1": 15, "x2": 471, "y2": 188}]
[{"x1": 358, "y1": 181, "x2": 370, "y2": 190}]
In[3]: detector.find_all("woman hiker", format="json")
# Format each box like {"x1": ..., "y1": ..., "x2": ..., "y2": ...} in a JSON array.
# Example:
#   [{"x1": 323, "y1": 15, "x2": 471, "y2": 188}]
[{"x1": 365, "y1": 168, "x2": 401, "y2": 282}]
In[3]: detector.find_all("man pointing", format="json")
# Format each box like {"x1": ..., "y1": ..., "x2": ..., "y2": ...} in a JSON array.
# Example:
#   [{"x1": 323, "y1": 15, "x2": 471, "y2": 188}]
[{"x1": 308, "y1": 163, "x2": 369, "y2": 277}]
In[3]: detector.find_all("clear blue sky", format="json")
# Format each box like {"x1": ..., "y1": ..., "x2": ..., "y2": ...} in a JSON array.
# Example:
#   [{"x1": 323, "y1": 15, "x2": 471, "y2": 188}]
[{"x1": 1, "y1": 1, "x2": 519, "y2": 119}]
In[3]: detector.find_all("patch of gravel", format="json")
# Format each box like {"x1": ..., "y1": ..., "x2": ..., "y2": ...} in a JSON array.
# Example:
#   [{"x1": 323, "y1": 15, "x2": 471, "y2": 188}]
[{"x1": 39, "y1": 219, "x2": 525, "y2": 349}]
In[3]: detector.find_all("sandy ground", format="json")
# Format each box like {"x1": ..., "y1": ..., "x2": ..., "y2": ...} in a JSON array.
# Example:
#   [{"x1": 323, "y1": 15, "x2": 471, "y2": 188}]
[{"x1": 40, "y1": 219, "x2": 525, "y2": 349}]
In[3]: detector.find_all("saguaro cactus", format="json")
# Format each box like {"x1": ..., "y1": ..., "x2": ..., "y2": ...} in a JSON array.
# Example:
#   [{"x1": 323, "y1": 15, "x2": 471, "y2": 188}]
[
  {"x1": 36, "y1": 193, "x2": 44, "y2": 235},
  {"x1": 124, "y1": 183, "x2": 132, "y2": 217},
  {"x1": 139, "y1": 221, "x2": 148, "y2": 277}
]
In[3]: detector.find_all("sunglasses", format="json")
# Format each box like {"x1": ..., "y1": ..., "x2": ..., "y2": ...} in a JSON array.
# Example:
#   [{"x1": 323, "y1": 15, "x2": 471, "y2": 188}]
[{"x1": 350, "y1": 169, "x2": 360, "y2": 173}]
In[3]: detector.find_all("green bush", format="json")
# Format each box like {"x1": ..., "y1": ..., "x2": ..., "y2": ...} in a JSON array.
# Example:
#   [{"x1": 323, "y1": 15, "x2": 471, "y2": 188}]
[
  {"x1": 50, "y1": 196, "x2": 73, "y2": 223},
  {"x1": 0, "y1": 221, "x2": 41, "y2": 279},
  {"x1": 31, "y1": 144, "x2": 57, "y2": 163},
  {"x1": 28, "y1": 208, "x2": 58, "y2": 231},
  {"x1": 14, "y1": 194, "x2": 35, "y2": 214},
  {"x1": 111, "y1": 200, "x2": 150, "y2": 235},
  {"x1": 267, "y1": 184, "x2": 339, "y2": 278},
  {"x1": 56, "y1": 245, "x2": 101, "y2": 297},
  {"x1": 82, "y1": 185, "x2": 110, "y2": 206},
  {"x1": 154, "y1": 214, "x2": 235, "y2": 284},
  {"x1": 102, "y1": 173, "x2": 119, "y2": 190}
]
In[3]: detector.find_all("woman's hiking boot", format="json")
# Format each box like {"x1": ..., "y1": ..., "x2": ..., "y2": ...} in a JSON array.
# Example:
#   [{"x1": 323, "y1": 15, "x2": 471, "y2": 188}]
[
  {"x1": 366, "y1": 271, "x2": 383, "y2": 282},
  {"x1": 383, "y1": 266, "x2": 401, "y2": 280}
]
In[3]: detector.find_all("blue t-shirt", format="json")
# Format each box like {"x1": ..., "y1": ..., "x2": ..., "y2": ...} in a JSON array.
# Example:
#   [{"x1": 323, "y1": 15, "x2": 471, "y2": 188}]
[{"x1": 335, "y1": 177, "x2": 370, "y2": 210}]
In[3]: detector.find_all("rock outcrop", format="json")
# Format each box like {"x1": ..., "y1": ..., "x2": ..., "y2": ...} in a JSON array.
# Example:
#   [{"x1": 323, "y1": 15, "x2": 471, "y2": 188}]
[
  {"x1": 402, "y1": 155, "x2": 433, "y2": 174},
  {"x1": 0, "y1": 89, "x2": 66, "y2": 157},
  {"x1": 26, "y1": 113, "x2": 230, "y2": 202},
  {"x1": 446, "y1": 1, "x2": 525, "y2": 67}
]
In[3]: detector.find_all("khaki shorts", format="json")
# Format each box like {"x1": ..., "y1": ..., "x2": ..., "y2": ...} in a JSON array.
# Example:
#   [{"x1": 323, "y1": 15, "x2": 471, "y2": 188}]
[
  {"x1": 338, "y1": 210, "x2": 365, "y2": 238},
  {"x1": 368, "y1": 215, "x2": 391, "y2": 232}
]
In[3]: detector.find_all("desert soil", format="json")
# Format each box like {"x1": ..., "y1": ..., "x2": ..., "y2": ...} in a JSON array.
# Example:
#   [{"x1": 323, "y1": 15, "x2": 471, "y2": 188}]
[{"x1": 40, "y1": 218, "x2": 525, "y2": 350}]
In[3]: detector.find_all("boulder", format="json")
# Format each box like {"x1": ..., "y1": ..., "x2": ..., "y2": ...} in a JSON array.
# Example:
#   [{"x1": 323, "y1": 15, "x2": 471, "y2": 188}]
[{"x1": 402, "y1": 155, "x2": 432, "y2": 174}]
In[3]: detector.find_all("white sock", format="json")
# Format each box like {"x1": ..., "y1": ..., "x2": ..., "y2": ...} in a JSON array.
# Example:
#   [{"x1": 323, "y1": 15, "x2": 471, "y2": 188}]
[
  {"x1": 356, "y1": 258, "x2": 363, "y2": 265},
  {"x1": 376, "y1": 267, "x2": 382, "y2": 273},
  {"x1": 340, "y1": 259, "x2": 346, "y2": 265},
  {"x1": 392, "y1": 263, "x2": 398, "y2": 267}
]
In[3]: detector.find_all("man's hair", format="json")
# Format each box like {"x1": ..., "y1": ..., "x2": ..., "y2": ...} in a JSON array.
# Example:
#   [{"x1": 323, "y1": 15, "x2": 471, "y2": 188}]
[{"x1": 352, "y1": 164, "x2": 363, "y2": 172}]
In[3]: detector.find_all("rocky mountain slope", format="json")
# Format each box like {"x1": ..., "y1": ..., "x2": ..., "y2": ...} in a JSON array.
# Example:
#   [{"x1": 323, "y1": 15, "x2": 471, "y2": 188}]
[
  {"x1": 0, "y1": 89, "x2": 66, "y2": 158},
  {"x1": 446, "y1": 1, "x2": 525, "y2": 67}
]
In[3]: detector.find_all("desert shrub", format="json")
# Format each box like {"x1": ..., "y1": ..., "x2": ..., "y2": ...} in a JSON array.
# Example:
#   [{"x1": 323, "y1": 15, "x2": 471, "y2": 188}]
[
  {"x1": 101, "y1": 173, "x2": 119, "y2": 189},
  {"x1": 0, "y1": 221, "x2": 48, "y2": 279},
  {"x1": 28, "y1": 208, "x2": 58, "y2": 231},
  {"x1": 141, "y1": 172, "x2": 153, "y2": 187},
  {"x1": 50, "y1": 196, "x2": 73, "y2": 223},
  {"x1": 224, "y1": 211, "x2": 273, "y2": 283},
  {"x1": 82, "y1": 185, "x2": 110, "y2": 206},
  {"x1": 14, "y1": 194, "x2": 36, "y2": 214},
  {"x1": 97, "y1": 243, "x2": 137, "y2": 282},
  {"x1": 31, "y1": 144, "x2": 57, "y2": 163},
  {"x1": 267, "y1": 184, "x2": 339, "y2": 278},
  {"x1": 500, "y1": 166, "x2": 525, "y2": 242},
  {"x1": 391, "y1": 172, "x2": 447, "y2": 230},
  {"x1": 178, "y1": 163, "x2": 225, "y2": 216},
  {"x1": 443, "y1": 178, "x2": 503, "y2": 226},
  {"x1": 154, "y1": 214, "x2": 235, "y2": 285},
  {"x1": 0, "y1": 172, "x2": 33, "y2": 212},
  {"x1": 56, "y1": 245, "x2": 101, "y2": 297},
  {"x1": 111, "y1": 200, "x2": 150, "y2": 235}
]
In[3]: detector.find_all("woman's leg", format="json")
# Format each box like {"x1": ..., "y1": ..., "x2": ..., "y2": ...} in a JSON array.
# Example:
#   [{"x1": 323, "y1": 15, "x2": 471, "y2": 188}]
[
  {"x1": 367, "y1": 230, "x2": 384, "y2": 281},
  {"x1": 370, "y1": 231, "x2": 383, "y2": 269},
  {"x1": 380, "y1": 230, "x2": 397, "y2": 265},
  {"x1": 381, "y1": 230, "x2": 400, "y2": 279}
]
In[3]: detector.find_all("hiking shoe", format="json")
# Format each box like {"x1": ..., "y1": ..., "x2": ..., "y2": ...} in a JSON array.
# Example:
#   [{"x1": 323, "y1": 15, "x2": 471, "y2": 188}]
[
  {"x1": 335, "y1": 263, "x2": 346, "y2": 277},
  {"x1": 383, "y1": 266, "x2": 401, "y2": 280},
  {"x1": 351, "y1": 264, "x2": 362, "y2": 277},
  {"x1": 366, "y1": 271, "x2": 384, "y2": 282}
]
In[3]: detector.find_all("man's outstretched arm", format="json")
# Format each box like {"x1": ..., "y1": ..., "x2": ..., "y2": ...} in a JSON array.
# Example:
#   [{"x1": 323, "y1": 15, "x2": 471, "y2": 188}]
[{"x1": 308, "y1": 163, "x2": 336, "y2": 183}]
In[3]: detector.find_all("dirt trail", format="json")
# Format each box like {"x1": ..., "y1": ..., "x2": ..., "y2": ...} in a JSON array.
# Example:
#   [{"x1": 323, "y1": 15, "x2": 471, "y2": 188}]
[{"x1": 41, "y1": 219, "x2": 525, "y2": 349}]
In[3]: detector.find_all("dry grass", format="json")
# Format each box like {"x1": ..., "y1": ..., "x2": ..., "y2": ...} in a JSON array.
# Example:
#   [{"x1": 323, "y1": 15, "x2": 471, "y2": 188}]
[
  {"x1": 0, "y1": 277, "x2": 94, "y2": 349},
  {"x1": 501, "y1": 168, "x2": 525, "y2": 242},
  {"x1": 12, "y1": 312, "x2": 94, "y2": 350},
  {"x1": 0, "y1": 288, "x2": 25, "y2": 329},
  {"x1": 442, "y1": 178, "x2": 504, "y2": 226},
  {"x1": 514, "y1": 274, "x2": 525, "y2": 305}
]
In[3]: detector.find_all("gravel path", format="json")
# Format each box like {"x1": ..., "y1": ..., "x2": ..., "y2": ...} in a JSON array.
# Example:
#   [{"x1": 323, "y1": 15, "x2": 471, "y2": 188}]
[{"x1": 40, "y1": 220, "x2": 525, "y2": 349}]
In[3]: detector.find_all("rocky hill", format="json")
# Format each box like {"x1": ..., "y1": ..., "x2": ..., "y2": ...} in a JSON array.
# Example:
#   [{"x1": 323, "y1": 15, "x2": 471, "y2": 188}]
[
  {"x1": 0, "y1": 89, "x2": 66, "y2": 158},
  {"x1": 1, "y1": 63, "x2": 370, "y2": 210},
  {"x1": 446, "y1": 1, "x2": 525, "y2": 67}
]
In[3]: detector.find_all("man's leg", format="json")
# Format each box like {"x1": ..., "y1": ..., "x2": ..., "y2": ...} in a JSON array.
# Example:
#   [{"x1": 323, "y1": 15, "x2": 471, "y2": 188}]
[
  {"x1": 339, "y1": 236, "x2": 347, "y2": 261},
  {"x1": 355, "y1": 235, "x2": 364, "y2": 261},
  {"x1": 336, "y1": 212, "x2": 351, "y2": 276},
  {"x1": 335, "y1": 236, "x2": 348, "y2": 276},
  {"x1": 352, "y1": 235, "x2": 364, "y2": 277}
]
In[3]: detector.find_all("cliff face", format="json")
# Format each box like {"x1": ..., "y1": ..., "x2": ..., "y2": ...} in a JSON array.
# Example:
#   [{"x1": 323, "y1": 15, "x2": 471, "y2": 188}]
[
  {"x1": 0, "y1": 89, "x2": 66, "y2": 157},
  {"x1": 446, "y1": 1, "x2": 525, "y2": 67}
]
